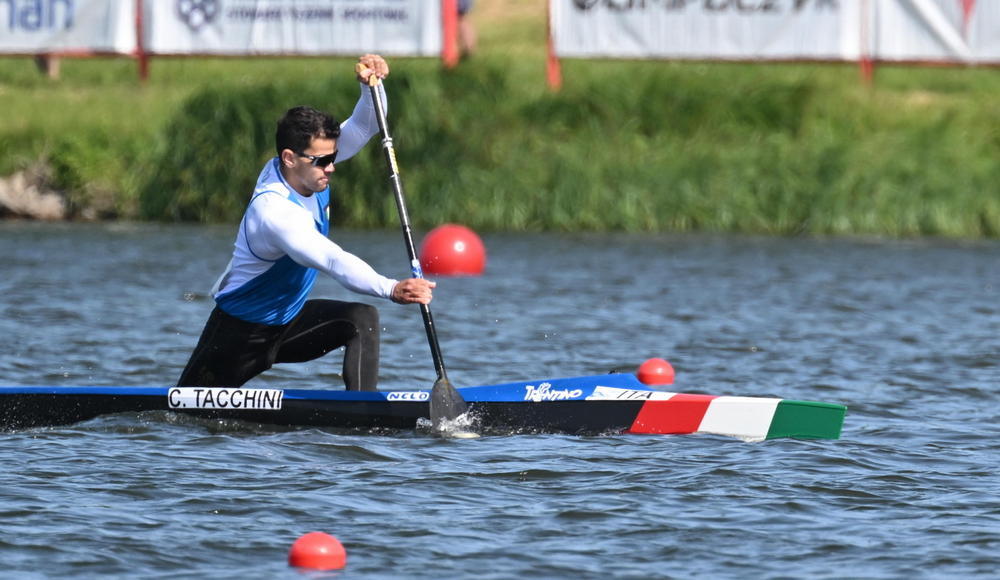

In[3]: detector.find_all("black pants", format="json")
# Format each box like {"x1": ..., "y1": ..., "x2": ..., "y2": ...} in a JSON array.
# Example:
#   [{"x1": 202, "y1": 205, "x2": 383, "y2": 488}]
[{"x1": 177, "y1": 300, "x2": 381, "y2": 391}]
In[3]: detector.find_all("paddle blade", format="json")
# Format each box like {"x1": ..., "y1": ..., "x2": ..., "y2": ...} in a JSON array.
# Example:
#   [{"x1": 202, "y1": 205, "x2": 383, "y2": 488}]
[{"x1": 430, "y1": 376, "x2": 469, "y2": 429}]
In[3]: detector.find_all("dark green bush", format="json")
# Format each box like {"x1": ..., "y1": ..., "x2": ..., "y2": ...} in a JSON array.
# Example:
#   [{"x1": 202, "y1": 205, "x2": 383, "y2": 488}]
[{"x1": 3, "y1": 56, "x2": 998, "y2": 237}]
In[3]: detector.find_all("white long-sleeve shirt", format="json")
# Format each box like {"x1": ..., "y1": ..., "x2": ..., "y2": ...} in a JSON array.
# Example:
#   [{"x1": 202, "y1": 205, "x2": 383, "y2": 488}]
[{"x1": 212, "y1": 84, "x2": 396, "y2": 325}]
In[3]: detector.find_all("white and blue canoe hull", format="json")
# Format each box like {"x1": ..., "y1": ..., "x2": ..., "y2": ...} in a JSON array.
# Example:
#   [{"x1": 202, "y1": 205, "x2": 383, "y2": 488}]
[{"x1": 0, "y1": 374, "x2": 845, "y2": 440}]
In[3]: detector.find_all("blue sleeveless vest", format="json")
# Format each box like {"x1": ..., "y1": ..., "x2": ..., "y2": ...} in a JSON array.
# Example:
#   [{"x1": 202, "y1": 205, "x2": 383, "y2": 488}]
[{"x1": 216, "y1": 188, "x2": 331, "y2": 326}]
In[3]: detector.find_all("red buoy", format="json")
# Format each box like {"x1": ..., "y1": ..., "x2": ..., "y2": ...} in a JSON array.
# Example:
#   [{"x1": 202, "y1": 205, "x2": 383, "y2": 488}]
[
  {"x1": 419, "y1": 224, "x2": 486, "y2": 276},
  {"x1": 288, "y1": 532, "x2": 346, "y2": 571},
  {"x1": 637, "y1": 358, "x2": 675, "y2": 385}
]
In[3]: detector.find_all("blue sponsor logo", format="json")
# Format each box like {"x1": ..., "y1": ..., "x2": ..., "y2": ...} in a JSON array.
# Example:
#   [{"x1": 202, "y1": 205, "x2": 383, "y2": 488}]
[
  {"x1": 524, "y1": 382, "x2": 584, "y2": 402},
  {"x1": 177, "y1": 0, "x2": 219, "y2": 32},
  {"x1": 1, "y1": 0, "x2": 74, "y2": 32},
  {"x1": 387, "y1": 391, "x2": 430, "y2": 402}
]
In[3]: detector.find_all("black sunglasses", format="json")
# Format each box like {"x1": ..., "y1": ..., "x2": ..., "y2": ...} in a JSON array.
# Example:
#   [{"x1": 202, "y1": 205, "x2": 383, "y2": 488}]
[{"x1": 297, "y1": 151, "x2": 337, "y2": 167}]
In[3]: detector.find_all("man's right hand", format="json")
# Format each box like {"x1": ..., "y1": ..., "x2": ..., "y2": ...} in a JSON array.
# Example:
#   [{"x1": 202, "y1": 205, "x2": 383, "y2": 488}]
[
  {"x1": 356, "y1": 54, "x2": 389, "y2": 83},
  {"x1": 391, "y1": 278, "x2": 435, "y2": 305}
]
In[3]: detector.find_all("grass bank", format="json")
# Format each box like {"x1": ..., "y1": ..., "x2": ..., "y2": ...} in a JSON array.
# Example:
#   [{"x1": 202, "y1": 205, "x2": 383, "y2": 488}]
[{"x1": 1, "y1": 1, "x2": 998, "y2": 237}]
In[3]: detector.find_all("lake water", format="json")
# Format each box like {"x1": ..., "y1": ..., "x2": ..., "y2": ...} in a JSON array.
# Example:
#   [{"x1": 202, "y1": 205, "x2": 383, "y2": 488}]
[{"x1": 1, "y1": 222, "x2": 997, "y2": 578}]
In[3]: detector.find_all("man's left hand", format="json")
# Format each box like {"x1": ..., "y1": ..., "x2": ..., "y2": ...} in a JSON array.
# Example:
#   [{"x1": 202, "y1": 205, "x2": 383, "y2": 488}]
[{"x1": 391, "y1": 278, "x2": 435, "y2": 305}]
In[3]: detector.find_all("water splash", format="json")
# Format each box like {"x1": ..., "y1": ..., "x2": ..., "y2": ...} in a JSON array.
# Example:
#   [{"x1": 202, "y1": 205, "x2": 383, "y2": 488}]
[{"x1": 417, "y1": 411, "x2": 480, "y2": 439}]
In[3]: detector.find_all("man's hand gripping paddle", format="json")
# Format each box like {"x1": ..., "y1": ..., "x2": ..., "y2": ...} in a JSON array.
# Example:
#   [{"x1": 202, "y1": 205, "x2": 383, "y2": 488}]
[{"x1": 356, "y1": 63, "x2": 474, "y2": 437}]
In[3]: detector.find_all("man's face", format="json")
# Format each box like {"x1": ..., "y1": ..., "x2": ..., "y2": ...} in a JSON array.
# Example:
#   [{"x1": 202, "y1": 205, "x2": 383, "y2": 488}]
[{"x1": 282, "y1": 136, "x2": 337, "y2": 196}]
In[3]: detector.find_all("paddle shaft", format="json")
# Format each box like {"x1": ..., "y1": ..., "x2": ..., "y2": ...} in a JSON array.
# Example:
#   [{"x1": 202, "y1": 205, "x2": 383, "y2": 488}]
[{"x1": 362, "y1": 73, "x2": 449, "y2": 384}]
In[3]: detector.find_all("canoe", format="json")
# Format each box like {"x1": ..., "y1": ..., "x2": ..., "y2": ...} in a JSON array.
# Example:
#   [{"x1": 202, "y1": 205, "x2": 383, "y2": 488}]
[{"x1": 0, "y1": 374, "x2": 845, "y2": 440}]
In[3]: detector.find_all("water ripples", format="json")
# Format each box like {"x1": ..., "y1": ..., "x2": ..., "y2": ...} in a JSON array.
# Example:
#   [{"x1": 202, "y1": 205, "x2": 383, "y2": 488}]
[{"x1": 1, "y1": 223, "x2": 998, "y2": 578}]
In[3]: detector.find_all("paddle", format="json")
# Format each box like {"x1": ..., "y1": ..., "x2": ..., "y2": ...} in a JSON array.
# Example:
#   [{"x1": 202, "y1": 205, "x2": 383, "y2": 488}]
[{"x1": 356, "y1": 63, "x2": 470, "y2": 430}]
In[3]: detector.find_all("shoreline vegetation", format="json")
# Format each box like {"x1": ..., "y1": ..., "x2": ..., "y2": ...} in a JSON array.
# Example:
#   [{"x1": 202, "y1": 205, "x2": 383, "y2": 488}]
[{"x1": 1, "y1": 4, "x2": 998, "y2": 237}]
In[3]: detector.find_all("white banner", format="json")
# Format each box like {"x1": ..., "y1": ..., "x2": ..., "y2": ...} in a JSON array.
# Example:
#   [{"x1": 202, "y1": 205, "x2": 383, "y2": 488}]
[
  {"x1": 0, "y1": 0, "x2": 135, "y2": 54},
  {"x1": 871, "y1": 0, "x2": 1000, "y2": 62},
  {"x1": 970, "y1": 0, "x2": 1000, "y2": 59},
  {"x1": 551, "y1": 0, "x2": 1000, "y2": 64},
  {"x1": 551, "y1": 0, "x2": 857, "y2": 60},
  {"x1": 144, "y1": 0, "x2": 442, "y2": 56}
]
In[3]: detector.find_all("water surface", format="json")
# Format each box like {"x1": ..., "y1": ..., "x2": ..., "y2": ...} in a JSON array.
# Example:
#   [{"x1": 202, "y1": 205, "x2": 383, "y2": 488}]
[{"x1": 1, "y1": 223, "x2": 997, "y2": 578}]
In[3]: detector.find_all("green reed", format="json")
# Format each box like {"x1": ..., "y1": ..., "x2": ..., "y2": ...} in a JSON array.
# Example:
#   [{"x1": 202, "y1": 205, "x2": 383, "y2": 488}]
[{"x1": 1, "y1": 56, "x2": 997, "y2": 237}]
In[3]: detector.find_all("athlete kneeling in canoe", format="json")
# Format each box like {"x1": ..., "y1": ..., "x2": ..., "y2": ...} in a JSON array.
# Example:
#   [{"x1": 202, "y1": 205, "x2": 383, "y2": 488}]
[{"x1": 177, "y1": 54, "x2": 433, "y2": 392}]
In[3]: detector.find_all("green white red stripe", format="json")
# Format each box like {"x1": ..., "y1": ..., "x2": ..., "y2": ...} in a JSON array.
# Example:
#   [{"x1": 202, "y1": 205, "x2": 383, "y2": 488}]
[{"x1": 619, "y1": 391, "x2": 845, "y2": 441}]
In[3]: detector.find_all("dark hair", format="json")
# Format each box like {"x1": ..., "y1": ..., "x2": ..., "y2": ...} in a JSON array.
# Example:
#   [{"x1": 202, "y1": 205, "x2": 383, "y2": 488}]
[{"x1": 275, "y1": 106, "x2": 341, "y2": 157}]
